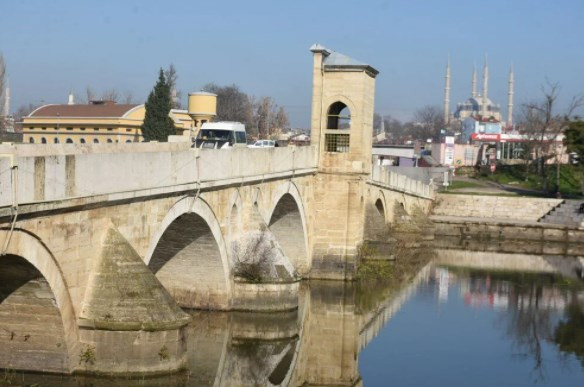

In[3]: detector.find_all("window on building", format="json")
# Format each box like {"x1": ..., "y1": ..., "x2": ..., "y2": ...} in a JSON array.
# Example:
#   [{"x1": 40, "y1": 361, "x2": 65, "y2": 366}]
[
  {"x1": 126, "y1": 128, "x2": 132, "y2": 132},
  {"x1": 29, "y1": 127, "x2": 34, "y2": 130},
  {"x1": 325, "y1": 101, "x2": 351, "y2": 153},
  {"x1": 107, "y1": 138, "x2": 113, "y2": 143},
  {"x1": 80, "y1": 138, "x2": 86, "y2": 144},
  {"x1": 93, "y1": 138, "x2": 99, "y2": 144},
  {"x1": 80, "y1": 127, "x2": 86, "y2": 131},
  {"x1": 66, "y1": 138, "x2": 73, "y2": 143},
  {"x1": 29, "y1": 137, "x2": 35, "y2": 143},
  {"x1": 327, "y1": 102, "x2": 351, "y2": 129},
  {"x1": 107, "y1": 128, "x2": 113, "y2": 131},
  {"x1": 42, "y1": 127, "x2": 46, "y2": 130},
  {"x1": 54, "y1": 138, "x2": 60, "y2": 144},
  {"x1": 67, "y1": 127, "x2": 73, "y2": 131},
  {"x1": 126, "y1": 139, "x2": 132, "y2": 143},
  {"x1": 54, "y1": 127, "x2": 58, "y2": 130},
  {"x1": 41, "y1": 138, "x2": 47, "y2": 144},
  {"x1": 94, "y1": 127, "x2": 99, "y2": 131}
]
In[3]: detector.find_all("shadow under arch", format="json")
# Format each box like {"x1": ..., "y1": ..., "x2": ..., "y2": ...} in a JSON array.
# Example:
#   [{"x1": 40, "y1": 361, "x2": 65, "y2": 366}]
[
  {"x1": 0, "y1": 230, "x2": 79, "y2": 374},
  {"x1": 266, "y1": 182, "x2": 310, "y2": 276},
  {"x1": 145, "y1": 196, "x2": 232, "y2": 310},
  {"x1": 228, "y1": 189, "x2": 244, "y2": 246}
]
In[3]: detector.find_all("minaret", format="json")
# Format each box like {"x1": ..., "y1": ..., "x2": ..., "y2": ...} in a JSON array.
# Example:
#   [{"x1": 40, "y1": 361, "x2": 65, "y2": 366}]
[
  {"x1": 482, "y1": 55, "x2": 489, "y2": 117},
  {"x1": 67, "y1": 91, "x2": 75, "y2": 105},
  {"x1": 471, "y1": 65, "x2": 477, "y2": 98},
  {"x1": 507, "y1": 65, "x2": 514, "y2": 127},
  {"x1": 443, "y1": 56, "x2": 451, "y2": 125},
  {"x1": 3, "y1": 78, "x2": 10, "y2": 117}
]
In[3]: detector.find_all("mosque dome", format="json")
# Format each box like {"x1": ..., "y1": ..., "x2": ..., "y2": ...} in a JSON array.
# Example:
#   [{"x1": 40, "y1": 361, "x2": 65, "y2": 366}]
[{"x1": 454, "y1": 95, "x2": 500, "y2": 118}]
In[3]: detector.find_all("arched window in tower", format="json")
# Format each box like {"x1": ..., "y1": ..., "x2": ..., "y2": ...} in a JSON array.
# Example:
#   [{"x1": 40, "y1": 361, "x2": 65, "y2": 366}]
[
  {"x1": 41, "y1": 138, "x2": 47, "y2": 144},
  {"x1": 327, "y1": 101, "x2": 351, "y2": 129},
  {"x1": 29, "y1": 137, "x2": 35, "y2": 144},
  {"x1": 325, "y1": 101, "x2": 351, "y2": 153},
  {"x1": 66, "y1": 138, "x2": 73, "y2": 144},
  {"x1": 54, "y1": 138, "x2": 60, "y2": 144},
  {"x1": 93, "y1": 138, "x2": 99, "y2": 144}
]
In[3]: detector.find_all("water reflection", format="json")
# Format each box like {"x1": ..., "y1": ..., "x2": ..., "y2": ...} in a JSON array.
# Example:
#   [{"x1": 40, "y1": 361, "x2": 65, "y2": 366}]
[{"x1": 6, "y1": 245, "x2": 584, "y2": 386}]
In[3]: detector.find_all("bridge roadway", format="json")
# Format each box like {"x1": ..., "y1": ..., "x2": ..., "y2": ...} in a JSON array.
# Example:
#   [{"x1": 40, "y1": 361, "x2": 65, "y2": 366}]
[{"x1": 0, "y1": 141, "x2": 433, "y2": 375}]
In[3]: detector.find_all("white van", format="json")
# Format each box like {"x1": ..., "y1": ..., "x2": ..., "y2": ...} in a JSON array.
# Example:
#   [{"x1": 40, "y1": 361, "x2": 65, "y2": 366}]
[{"x1": 193, "y1": 121, "x2": 247, "y2": 149}]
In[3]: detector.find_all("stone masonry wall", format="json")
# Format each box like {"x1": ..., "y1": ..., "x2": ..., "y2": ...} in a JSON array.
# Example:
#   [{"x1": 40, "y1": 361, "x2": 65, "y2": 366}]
[{"x1": 432, "y1": 193, "x2": 562, "y2": 221}]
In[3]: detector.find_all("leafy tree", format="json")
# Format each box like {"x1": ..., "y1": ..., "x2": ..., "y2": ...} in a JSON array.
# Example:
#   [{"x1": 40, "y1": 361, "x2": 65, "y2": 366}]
[
  {"x1": 565, "y1": 120, "x2": 584, "y2": 159},
  {"x1": 564, "y1": 120, "x2": 584, "y2": 194},
  {"x1": 141, "y1": 69, "x2": 174, "y2": 142}
]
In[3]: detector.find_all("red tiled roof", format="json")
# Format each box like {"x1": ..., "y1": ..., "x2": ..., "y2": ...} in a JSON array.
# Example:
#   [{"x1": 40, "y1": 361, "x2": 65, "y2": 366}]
[{"x1": 29, "y1": 103, "x2": 141, "y2": 118}]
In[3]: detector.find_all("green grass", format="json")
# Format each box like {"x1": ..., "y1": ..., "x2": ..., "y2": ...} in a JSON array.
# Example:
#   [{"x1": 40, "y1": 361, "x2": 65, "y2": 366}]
[
  {"x1": 446, "y1": 180, "x2": 484, "y2": 190},
  {"x1": 477, "y1": 165, "x2": 583, "y2": 197},
  {"x1": 440, "y1": 191, "x2": 520, "y2": 197}
]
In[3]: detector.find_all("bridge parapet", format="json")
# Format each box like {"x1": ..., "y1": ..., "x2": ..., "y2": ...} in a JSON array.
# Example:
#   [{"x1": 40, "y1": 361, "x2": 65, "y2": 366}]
[
  {"x1": 0, "y1": 143, "x2": 317, "y2": 214},
  {"x1": 369, "y1": 164, "x2": 435, "y2": 199}
]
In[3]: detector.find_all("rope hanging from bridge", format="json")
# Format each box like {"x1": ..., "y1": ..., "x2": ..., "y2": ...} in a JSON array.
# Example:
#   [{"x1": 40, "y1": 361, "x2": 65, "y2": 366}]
[{"x1": 1, "y1": 156, "x2": 19, "y2": 257}]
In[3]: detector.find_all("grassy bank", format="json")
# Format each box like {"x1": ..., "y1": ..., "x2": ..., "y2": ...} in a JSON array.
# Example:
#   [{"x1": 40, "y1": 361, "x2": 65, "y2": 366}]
[{"x1": 462, "y1": 164, "x2": 583, "y2": 197}]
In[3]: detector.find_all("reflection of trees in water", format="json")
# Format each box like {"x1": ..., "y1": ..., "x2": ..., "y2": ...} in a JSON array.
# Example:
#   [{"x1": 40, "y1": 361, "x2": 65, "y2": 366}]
[
  {"x1": 554, "y1": 302, "x2": 584, "y2": 367},
  {"x1": 227, "y1": 338, "x2": 298, "y2": 386},
  {"x1": 493, "y1": 272, "x2": 583, "y2": 382},
  {"x1": 355, "y1": 248, "x2": 433, "y2": 313}
]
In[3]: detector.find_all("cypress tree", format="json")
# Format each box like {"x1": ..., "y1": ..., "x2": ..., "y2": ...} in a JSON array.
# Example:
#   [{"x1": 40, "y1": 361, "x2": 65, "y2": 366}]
[{"x1": 141, "y1": 69, "x2": 175, "y2": 142}]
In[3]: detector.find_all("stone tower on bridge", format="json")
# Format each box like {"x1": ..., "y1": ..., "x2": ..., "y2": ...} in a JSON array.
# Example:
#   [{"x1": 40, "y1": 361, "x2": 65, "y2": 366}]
[{"x1": 309, "y1": 44, "x2": 378, "y2": 280}]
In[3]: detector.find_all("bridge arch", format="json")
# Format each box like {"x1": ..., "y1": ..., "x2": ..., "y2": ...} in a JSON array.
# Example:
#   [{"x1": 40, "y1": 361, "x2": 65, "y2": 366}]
[
  {"x1": 266, "y1": 182, "x2": 310, "y2": 275},
  {"x1": 364, "y1": 190, "x2": 389, "y2": 241},
  {"x1": 0, "y1": 229, "x2": 78, "y2": 373},
  {"x1": 145, "y1": 196, "x2": 232, "y2": 310}
]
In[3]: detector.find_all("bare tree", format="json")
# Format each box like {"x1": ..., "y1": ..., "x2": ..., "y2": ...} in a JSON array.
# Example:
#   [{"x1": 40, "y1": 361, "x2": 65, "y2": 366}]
[
  {"x1": 12, "y1": 104, "x2": 38, "y2": 132},
  {"x1": 274, "y1": 106, "x2": 289, "y2": 132},
  {"x1": 411, "y1": 105, "x2": 444, "y2": 141},
  {"x1": 255, "y1": 97, "x2": 275, "y2": 139},
  {"x1": 164, "y1": 64, "x2": 182, "y2": 109},
  {"x1": 85, "y1": 86, "x2": 96, "y2": 103},
  {"x1": 122, "y1": 90, "x2": 135, "y2": 104},
  {"x1": 383, "y1": 115, "x2": 405, "y2": 142},
  {"x1": 0, "y1": 53, "x2": 5, "y2": 130},
  {"x1": 373, "y1": 113, "x2": 382, "y2": 134},
  {"x1": 520, "y1": 81, "x2": 583, "y2": 191},
  {"x1": 101, "y1": 88, "x2": 119, "y2": 102},
  {"x1": 202, "y1": 83, "x2": 254, "y2": 129}
]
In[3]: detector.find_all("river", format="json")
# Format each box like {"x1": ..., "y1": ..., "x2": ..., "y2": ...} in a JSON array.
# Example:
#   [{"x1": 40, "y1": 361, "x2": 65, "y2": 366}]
[{"x1": 4, "y1": 246, "x2": 584, "y2": 386}]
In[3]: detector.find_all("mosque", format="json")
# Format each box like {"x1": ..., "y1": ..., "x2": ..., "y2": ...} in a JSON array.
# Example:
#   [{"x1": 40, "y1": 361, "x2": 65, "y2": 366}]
[{"x1": 443, "y1": 57, "x2": 515, "y2": 142}]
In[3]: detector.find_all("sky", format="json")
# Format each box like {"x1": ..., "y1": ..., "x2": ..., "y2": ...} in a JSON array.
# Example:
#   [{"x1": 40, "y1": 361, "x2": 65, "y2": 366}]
[{"x1": 1, "y1": 0, "x2": 583, "y2": 127}]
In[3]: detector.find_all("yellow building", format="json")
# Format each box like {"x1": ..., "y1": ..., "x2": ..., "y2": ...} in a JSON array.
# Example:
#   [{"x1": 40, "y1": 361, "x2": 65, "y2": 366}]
[{"x1": 22, "y1": 100, "x2": 196, "y2": 144}]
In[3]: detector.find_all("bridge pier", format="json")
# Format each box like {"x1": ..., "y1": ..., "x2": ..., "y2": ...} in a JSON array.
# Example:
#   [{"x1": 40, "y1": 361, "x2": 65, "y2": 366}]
[
  {"x1": 310, "y1": 175, "x2": 365, "y2": 280},
  {"x1": 77, "y1": 226, "x2": 190, "y2": 374}
]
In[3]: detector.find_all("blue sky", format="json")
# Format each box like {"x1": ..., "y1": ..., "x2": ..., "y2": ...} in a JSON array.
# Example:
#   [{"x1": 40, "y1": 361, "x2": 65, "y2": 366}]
[{"x1": 1, "y1": 0, "x2": 583, "y2": 127}]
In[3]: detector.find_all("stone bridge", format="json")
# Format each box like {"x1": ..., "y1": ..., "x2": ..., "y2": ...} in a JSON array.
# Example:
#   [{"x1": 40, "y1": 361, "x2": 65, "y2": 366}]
[{"x1": 0, "y1": 44, "x2": 434, "y2": 375}]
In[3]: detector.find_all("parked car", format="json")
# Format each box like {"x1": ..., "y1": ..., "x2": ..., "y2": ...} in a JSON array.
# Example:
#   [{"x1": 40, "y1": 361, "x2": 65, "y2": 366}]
[{"x1": 248, "y1": 140, "x2": 276, "y2": 148}]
